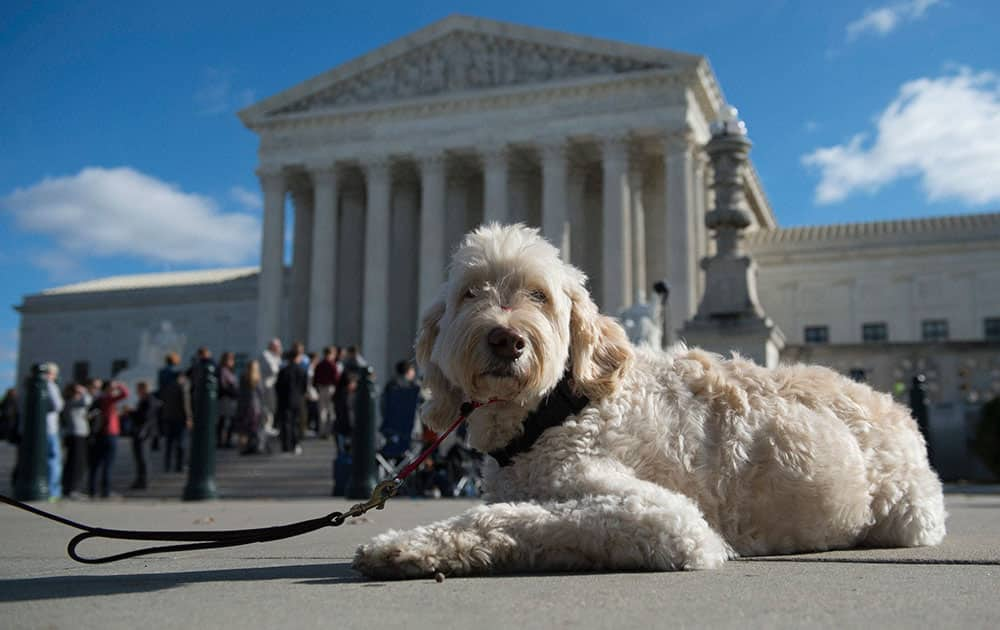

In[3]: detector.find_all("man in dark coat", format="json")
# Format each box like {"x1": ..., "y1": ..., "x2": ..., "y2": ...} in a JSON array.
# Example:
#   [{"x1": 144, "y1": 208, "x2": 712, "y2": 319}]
[
  {"x1": 130, "y1": 380, "x2": 160, "y2": 489},
  {"x1": 275, "y1": 342, "x2": 308, "y2": 454},
  {"x1": 160, "y1": 372, "x2": 192, "y2": 472}
]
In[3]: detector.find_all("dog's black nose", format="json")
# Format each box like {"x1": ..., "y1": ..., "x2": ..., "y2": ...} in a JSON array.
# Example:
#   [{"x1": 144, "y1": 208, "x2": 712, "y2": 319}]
[{"x1": 488, "y1": 326, "x2": 525, "y2": 361}]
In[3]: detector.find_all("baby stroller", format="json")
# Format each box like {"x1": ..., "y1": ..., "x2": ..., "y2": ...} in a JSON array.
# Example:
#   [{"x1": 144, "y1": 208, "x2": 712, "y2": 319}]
[{"x1": 375, "y1": 381, "x2": 422, "y2": 486}]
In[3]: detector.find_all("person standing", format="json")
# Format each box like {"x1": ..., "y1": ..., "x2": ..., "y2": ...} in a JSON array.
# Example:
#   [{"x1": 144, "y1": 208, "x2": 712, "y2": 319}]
[
  {"x1": 89, "y1": 380, "x2": 128, "y2": 498},
  {"x1": 259, "y1": 338, "x2": 282, "y2": 438},
  {"x1": 160, "y1": 371, "x2": 192, "y2": 472},
  {"x1": 61, "y1": 383, "x2": 91, "y2": 499},
  {"x1": 154, "y1": 352, "x2": 181, "y2": 452},
  {"x1": 339, "y1": 346, "x2": 368, "y2": 380},
  {"x1": 129, "y1": 381, "x2": 159, "y2": 490},
  {"x1": 275, "y1": 342, "x2": 308, "y2": 455},
  {"x1": 236, "y1": 360, "x2": 268, "y2": 455},
  {"x1": 42, "y1": 363, "x2": 65, "y2": 501},
  {"x1": 0, "y1": 388, "x2": 17, "y2": 442},
  {"x1": 379, "y1": 360, "x2": 422, "y2": 461},
  {"x1": 313, "y1": 346, "x2": 340, "y2": 439},
  {"x1": 217, "y1": 352, "x2": 239, "y2": 449}
]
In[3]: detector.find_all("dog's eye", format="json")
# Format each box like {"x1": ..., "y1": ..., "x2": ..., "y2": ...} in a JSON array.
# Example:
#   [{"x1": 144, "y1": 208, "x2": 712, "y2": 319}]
[
  {"x1": 463, "y1": 288, "x2": 477, "y2": 300},
  {"x1": 529, "y1": 289, "x2": 548, "y2": 304}
]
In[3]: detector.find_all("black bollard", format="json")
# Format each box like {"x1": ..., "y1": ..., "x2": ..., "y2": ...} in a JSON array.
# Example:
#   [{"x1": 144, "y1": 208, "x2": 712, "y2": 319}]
[
  {"x1": 347, "y1": 366, "x2": 378, "y2": 499},
  {"x1": 183, "y1": 360, "x2": 219, "y2": 501},
  {"x1": 909, "y1": 374, "x2": 933, "y2": 462},
  {"x1": 13, "y1": 364, "x2": 51, "y2": 501}
]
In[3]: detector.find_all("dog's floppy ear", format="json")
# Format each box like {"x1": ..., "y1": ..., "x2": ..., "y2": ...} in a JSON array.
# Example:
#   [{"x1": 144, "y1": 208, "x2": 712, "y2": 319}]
[
  {"x1": 414, "y1": 299, "x2": 464, "y2": 433},
  {"x1": 567, "y1": 284, "x2": 634, "y2": 401}
]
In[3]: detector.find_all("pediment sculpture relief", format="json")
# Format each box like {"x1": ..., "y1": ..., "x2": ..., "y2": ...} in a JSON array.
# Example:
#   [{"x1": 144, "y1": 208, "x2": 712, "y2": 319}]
[{"x1": 273, "y1": 31, "x2": 667, "y2": 114}]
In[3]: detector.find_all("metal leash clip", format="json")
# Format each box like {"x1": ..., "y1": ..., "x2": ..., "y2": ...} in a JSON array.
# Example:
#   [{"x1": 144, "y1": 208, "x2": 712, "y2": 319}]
[{"x1": 332, "y1": 479, "x2": 403, "y2": 525}]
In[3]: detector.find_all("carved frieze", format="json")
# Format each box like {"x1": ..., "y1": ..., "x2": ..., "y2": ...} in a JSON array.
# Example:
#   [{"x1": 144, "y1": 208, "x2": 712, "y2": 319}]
[{"x1": 273, "y1": 32, "x2": 667, "y2": 115}]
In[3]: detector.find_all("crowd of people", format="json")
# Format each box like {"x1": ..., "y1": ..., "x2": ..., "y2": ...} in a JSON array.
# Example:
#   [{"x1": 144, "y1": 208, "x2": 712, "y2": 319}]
[
  {"x1": 0, "y1": 337, "x2": 469, "y2": 500},
  {"x1": 3, "y1": 364, "x2": 132, "y2": 500}
]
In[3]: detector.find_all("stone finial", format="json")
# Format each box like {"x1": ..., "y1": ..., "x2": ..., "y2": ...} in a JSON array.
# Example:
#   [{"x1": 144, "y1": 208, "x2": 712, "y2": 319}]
[
  {"x1": 681, "y1": 105, "x2": 785, "y2": 367},
  {"x1": 704, "y1": 108, "x2": 753, "y2": 259}
]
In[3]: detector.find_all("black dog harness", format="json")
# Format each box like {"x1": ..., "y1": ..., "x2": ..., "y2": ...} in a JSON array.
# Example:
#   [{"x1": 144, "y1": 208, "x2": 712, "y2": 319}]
[{"x1": 488, "y1": 375, "x2": 590, "y2": 467}]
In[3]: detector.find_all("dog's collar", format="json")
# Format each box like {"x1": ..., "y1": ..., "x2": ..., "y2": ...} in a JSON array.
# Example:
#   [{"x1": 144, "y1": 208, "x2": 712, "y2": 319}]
[{"x1": 485, "y1": 374, "x2": 589, "y2": 468}]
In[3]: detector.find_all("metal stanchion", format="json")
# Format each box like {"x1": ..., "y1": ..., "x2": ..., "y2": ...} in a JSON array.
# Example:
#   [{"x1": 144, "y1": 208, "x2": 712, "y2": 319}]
[
  {"x1": 13, "y1": 364, "x2": 50, "y2": 501},
  {"x1": 183, "y1": 360, "x2": 219, "y2": 501},
  {"x1": 346, "y1": 367, "x2": 377, "y2": 499}
]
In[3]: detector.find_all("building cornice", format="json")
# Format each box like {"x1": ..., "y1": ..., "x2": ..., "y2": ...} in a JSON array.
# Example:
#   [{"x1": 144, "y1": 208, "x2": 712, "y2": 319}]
[
  {"x1": 748, "y1": 211, "x2": 1000, "y2": 264},
  {"x1": 251, "y1": 68, "x2": 688, "y2": 134}
]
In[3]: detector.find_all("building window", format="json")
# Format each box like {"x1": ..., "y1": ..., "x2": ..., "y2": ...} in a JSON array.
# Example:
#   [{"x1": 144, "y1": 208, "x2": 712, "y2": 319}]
[
  {"x1": 111, "y1": 359, "x2": 129, "y2": 377},
  {"x1": 921, "y1": 319, "x2": 949, "y2": 342},
  {"x1": 862, "y1": 322, "x2": 888, "y2": 343},
  {"x1": 986, "y1": 317, "x2": 1000, "y2": 342},
  {"x1": 72, "y1": 361, "x2": 90, "y2": 384},
  {"x1": 804, "y1": 325, "x2": 829, "y2": 344}
]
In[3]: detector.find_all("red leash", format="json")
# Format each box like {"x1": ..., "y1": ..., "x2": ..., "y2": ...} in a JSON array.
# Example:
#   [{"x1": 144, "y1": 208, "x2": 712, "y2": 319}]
[
  {"x1": 393, "y1": 399, "x2": 493, "y2": 482},
  {"x1": 0, "y1": 399, "x2": 498, "y2": 564}
]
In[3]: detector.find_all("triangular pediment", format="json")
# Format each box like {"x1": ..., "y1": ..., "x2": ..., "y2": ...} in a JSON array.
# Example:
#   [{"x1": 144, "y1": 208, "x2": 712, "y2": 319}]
[{"x1": 242, "y1": 16, "x2": 702, "y2": 121}]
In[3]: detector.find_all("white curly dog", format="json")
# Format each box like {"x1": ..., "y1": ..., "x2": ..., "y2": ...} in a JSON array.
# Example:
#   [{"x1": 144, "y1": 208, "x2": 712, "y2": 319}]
[{"x1": 354, "y1": 223, "x2": 946, "y2": 578}]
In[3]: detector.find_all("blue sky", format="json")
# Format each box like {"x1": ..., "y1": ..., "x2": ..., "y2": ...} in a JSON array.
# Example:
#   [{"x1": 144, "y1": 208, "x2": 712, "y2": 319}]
[{"x1": 1, "y1": 0, "x2": 999, "y2": 386}]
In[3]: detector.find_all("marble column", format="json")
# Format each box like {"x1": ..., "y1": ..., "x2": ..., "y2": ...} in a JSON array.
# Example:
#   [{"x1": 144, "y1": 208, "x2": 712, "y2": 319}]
[
  {"x1": 693, "y1": 154, "x2": 709, "y2": 298},
  {"x1": 665, "y1": 132, "x2": 697, "y2": 323},
  {"x1": 567, "y1": 165, "x2": 587, "y2": 268},
  {"x1": 289, "y1": 184, "x2": 314, "y2": 345},
  {"x1": 389, "y1": 180, "x2": 421, "y2": 367},
  {"x1": 362, "y1": 159, "x2": 392, "y2": 381},
  {"x1": 307, "y1": 166, "x2": 338, "y2": 350},
  {"x1": 629, "y1": 159, "x2": 647, "y2": 305},
  {"x1": 256, "y1": 169, "x2": 286, "y2": 349},
  {"x1": 418, "y1": 152, "x2": 447, "y2": 318},
  {"x1": 482, "y1": 146, "x2": 509, "y2": 224},
  {"x1": 541, "y1": 142, "x2": 570, "y2": 259},
  {"x1": 601, "y1": 137, "x2": 631, "y2": 314}
]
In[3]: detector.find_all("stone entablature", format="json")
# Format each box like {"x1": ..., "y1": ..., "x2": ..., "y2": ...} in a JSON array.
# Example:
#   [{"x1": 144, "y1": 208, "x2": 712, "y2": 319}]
[
  {"x1": 18, "y1": 269, "x2": 261, "y2": 314},
  {"x1": 746, "y1": 212, "x2": 1000, "y2": 261}
]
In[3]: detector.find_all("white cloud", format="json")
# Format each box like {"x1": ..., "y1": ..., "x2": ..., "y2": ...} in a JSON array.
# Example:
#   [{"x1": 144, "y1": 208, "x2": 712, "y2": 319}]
[
  {"x1": 195, "y1": 67, "x2": 256, "y2": 115},
  {"x1": 846, "y1": 0, "x2": 941, "y2": 41},
  {"x1": 802, "y1": 68, "x2": 1000, "y2": 206},
  {"x1": 2, "y1": 167, "x2": 260, "y2": 266},
  {"x1": 30, "y1": 249, "x2": 91, "y2": 283},
  {"x1": 230, "y1": 185, "x2": 262, "y2": 210}
]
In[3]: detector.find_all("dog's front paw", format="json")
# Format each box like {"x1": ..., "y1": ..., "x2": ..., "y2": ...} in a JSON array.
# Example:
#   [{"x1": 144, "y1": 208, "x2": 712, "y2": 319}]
[
  {"x1": 677, "y1": 526, "x2": 734, "y2": 570},
  {"x1": 352, "y1": 529, "x2": 446, "y2": 580}
]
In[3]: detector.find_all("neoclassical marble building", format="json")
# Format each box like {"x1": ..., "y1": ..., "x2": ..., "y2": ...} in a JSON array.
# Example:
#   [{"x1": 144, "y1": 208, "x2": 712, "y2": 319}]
[
  {"x1": 14, "y1": 17, "x2": 1000, "y2": 467},
  {"x1": 238, "y1": 15, "x2": 775, "y2": 380}
]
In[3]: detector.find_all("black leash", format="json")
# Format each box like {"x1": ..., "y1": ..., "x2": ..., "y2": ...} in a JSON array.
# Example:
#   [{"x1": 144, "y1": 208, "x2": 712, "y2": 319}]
[
  {"x1": 0, "y1": 400, "x2": 499, "y2": 565},
  {"x1": 0, "y1": 485, "x2": 395, "y2": 564}
]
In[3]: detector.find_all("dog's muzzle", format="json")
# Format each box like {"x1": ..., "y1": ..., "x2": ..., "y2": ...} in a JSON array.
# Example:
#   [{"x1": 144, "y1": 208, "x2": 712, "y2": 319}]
[{"x1": 487, "y1": 326, "x2": 525, "y2": 362}]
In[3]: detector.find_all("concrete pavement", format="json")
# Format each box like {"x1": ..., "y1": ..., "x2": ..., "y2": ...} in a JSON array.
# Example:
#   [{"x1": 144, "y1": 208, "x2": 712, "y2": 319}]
[{"x1": 1, "y1": 493, "x2": 998, "y2": 629}]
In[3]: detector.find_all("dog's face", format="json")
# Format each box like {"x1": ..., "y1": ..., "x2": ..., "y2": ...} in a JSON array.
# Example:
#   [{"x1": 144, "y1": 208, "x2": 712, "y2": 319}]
[{"x1": 415, "y1": 223, "x2": 633, "y2": 434}]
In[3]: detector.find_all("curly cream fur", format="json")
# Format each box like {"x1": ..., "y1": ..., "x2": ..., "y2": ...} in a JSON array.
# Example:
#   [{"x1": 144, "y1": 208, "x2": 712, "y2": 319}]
[{"x1": 355, "y1": 223, "x2": 946, "y2": 578}]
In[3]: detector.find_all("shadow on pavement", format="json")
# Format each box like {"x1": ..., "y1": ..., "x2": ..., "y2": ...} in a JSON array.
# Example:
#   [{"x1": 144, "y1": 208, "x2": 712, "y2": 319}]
[
  {"x1": 741, "y1": 557, "x2": 1000, "y2": 566},
  {"x1": 0, "y1": 562, "x2": 359, "y2": 602}
]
